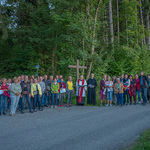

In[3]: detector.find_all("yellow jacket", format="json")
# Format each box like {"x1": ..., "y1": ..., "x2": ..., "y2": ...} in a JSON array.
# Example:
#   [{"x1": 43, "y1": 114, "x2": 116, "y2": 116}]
[{"x1": 31, "y1": 83, "x2": 42, "y2": 96}]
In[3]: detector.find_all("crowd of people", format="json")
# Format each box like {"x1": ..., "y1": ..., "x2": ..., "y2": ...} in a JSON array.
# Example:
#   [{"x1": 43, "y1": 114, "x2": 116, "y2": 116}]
[{"x1": 0, "y1": 71, "x2": 149, "y2": 116}]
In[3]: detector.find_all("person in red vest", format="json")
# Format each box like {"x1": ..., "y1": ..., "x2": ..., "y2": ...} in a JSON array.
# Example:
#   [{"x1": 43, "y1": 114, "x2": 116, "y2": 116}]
[
  {"x1": 76, "y1": 75, "x2": 87, "y2": 106},
  {"x1": 129, "y1": 75, "x2": 136, "y2": 105},
  {"x1": 58, "y1": 78, "x2": 66, "y2": 107},
  {"x1": 0, "y1": 78, "x2": 9, "y2": 115}
]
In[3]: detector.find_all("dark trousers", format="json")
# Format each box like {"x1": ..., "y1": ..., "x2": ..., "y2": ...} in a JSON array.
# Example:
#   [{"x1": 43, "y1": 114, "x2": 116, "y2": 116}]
[
  {"x1": 52, "y1": 93, "x2": 58, "y2": 105},
  {"x1": 147, "y1": 87, "x2": 150, "y2": 101},
  {"x1": 116, "y1": 93, "x2": 123, "y2": 105},
  {"x1": 123, "y1": 89, "x2": 129, "y2": 104},
  {"x1": 21, "y1": 95, "x2": 32, "y2": 111},
  {"x1": 48, "y1": 91, "x2": 51, "y2": 105},
  {"x1": 33, "y1": 95, "x2": 41, "y2": 110},
  {"x1": 141, "y1": 87, "x2": 148, "y2": 104},
  {"x1": 130, "y1": 91, "x2": 136, "y2": 103}
]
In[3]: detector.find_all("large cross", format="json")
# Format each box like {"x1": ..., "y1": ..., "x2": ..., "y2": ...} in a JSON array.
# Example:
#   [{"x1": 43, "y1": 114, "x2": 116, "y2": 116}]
[{"x1": 68, "y1": 60, "x2": 87, "y2": 80}]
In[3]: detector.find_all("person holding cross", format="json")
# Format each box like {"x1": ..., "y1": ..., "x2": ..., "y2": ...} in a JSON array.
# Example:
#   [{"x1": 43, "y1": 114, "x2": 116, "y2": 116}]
[{"x1": 76, "y1": 75, "x2": 87, "y2": 106}]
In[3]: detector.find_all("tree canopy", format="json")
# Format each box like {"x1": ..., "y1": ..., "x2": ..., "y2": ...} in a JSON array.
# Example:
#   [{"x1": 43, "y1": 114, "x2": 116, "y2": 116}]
[{"x1": 0, "y1": 0, "x2": 150, "y2": 80}]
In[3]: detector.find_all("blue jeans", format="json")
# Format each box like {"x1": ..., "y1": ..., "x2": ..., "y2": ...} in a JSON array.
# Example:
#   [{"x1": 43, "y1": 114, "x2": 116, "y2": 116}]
[
  {"x1": 33, "y1": 95, "x2": 41, "y2": 110},
  {"x1": 141, "y1": 87, "x2": 147, "y2": 104},
  {"x1": 116, "y1": 93, "x2": 123, "y2": 105},
  {"x1": 52, "y1": 93, "x2": 58, "y2": 105},
  {"x1": 0, "y1": 95, "x2": 7, "y2": 113},
  {"x1": 107, "y1": 91, "x2": 113, "y2": 100},
  {"x1": 123, "y1": 89, "x2": 129, "y2": 104},
  {"x1": 136, "y1": 89, "x2": 141, "y2": 102},
  {"x1": 10, "y1": 94, "x2": 20, "y2": 114},
  {"x1": 22, "y1": 95, "x2": 32, "y2": 111},
  {"x1": 48, "y1": 91, "x2": 51, "y2": 105}
]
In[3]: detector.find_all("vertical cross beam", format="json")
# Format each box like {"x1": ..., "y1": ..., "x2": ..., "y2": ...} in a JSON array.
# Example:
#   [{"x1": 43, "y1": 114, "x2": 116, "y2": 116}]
[{"x1": 77, "y1": 60, "x2": 79, "y2": 80}]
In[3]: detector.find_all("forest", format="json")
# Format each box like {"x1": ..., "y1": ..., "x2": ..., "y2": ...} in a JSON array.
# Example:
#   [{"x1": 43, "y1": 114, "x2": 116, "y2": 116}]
[{"x1": 0, "y1": 0, "x2": 150, "y2": 81}]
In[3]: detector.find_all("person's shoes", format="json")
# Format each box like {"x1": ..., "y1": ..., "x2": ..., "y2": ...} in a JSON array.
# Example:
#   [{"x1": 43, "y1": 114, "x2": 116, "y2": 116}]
[
  {"x1": 67, "y1": 105, "x2": 69, "y2": 107},
  {"x1": 0, "y1": 112, "x2": 1, "y2": 116},
  {"x1": 139, "y1": 101, "x2": 141, "y2": 104},
  {"x1": 134, "y1": 102, "x2": 137, "y2": 105},
  {"x1": 116, "y1": 104, "x2": 118, "y2": 106},
  {"x1": 51, "y1": 106, "x2": 53, "y2": 109},
  {"x1": 106, "y1": 104, "x2": 109, "y2": 107},
  {"x1": 129, "y1": 103, "x2": 132, "y2": 105},
  {"x1": 21, "y1": 111, "x2": 24, "y2": 114},
  {"x1": 3, "y1": 112, "x2": 6, "y2": 115},
  {"x1": 110, "y1": 104, "x2": 112, "y2": 107},
  {"x1": 55, "y1": 106, "x2": 57, "y2": 108},
  {"x1": 39, "y1": 108, "x2": 43, "y2": 111},
  {"x1": 33, "y1": 109, "x2": 37, "y2": 112},
  {"x1": 29, "y1": 110, "x2": 33, "y2": 113},
  {"x1": 69, "y1": 104, "x2": 72, "y2": 107},
  {"x1": 60, "y1": 104, "x2": 63, "y2": 107},
  {"x1": 58, "y1": 105, "x2": 60, "y2": 107}
]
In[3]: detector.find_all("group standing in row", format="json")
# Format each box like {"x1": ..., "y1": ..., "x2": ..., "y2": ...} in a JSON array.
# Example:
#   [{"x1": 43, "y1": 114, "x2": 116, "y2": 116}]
[{"x1": 0, "y1": 71, "x2": 149, "y2": 116}]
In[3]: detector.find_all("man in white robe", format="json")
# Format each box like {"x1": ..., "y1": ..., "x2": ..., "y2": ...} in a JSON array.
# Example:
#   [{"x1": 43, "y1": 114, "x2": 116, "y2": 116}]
[{"x1": 76, "y1": 75, "x2": 87, "y2": 105}]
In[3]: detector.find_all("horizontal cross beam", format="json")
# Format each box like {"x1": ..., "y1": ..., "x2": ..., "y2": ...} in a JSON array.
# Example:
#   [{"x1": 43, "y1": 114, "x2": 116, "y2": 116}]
[{"x1": 68, "y1": 65, "x2": 87, "y2": 69}]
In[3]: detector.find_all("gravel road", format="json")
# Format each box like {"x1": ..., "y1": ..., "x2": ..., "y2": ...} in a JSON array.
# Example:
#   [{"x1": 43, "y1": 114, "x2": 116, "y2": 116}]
[{"x1": 1, "y1": 104, "x2": 150, "y2": 150}]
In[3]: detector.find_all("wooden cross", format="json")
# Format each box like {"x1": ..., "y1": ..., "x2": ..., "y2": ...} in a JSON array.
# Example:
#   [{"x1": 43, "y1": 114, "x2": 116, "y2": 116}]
[{"x1": 68, "y1": 60, "x2": 87, "y2": 80}]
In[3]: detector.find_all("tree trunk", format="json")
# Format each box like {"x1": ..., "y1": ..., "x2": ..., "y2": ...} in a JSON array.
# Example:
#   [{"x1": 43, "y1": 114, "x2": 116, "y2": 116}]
[
  {"x1": 82, "y1": 38, "x2": 85, "y2": 75},
  {"x1": 52, "y1": 34, "x2": 57, "y2": 76},
  {"x1": 139, "y1": 0, "x2": 146, "y2": 45},
  {"x1": 116, "y1": 0, "x2": 119, "y2": 42},
  {"x1": 86, "y1": 0, "x2": 102, "y2": 79},
  {"x1": 109, "y1": 0, "x2": 114, "y2": 44},
  {"x1": 146, "y1": 13, "x2": 150, "y2": 50}
]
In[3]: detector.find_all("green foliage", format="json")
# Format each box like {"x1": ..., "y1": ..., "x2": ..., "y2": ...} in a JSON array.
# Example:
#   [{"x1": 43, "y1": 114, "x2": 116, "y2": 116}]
[{"x1": 0, "y1": 0, "x2": 150, "y2": 79}]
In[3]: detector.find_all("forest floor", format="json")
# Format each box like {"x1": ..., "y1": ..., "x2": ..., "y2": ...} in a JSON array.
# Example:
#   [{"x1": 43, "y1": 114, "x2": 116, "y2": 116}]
[{"x1": 1, "y1": 104, "x2": 150, "y2": 150}]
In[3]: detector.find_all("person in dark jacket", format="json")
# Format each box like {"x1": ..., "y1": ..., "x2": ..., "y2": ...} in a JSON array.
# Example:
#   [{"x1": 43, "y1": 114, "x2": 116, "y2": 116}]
[
  {"x1": 139, "y1": 71, "x2": 149, "y2": 106},
  {"x1": 147, "y1": 74, "x2": 150, "y2": 102},
  {"x1": 20, "y1": 76, "x2": 33, "y2": 113}
]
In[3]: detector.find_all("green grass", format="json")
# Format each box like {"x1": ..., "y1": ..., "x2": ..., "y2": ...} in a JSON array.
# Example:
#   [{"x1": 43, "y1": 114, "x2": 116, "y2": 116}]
[{"x1": 123, "y1": 128, "x2": 150, "y2": 150}]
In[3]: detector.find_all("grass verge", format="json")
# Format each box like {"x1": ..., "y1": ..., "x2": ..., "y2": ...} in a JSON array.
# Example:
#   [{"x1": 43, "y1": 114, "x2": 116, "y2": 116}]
[{"x1": 123, "y1": 128, "x2": 150, "y2": 150}]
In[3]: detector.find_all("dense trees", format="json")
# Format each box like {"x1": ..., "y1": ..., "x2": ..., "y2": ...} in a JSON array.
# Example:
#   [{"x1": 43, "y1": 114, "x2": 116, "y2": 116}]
[{"x1": 0, "y1": 0, "x2": 150, "y2": 80}]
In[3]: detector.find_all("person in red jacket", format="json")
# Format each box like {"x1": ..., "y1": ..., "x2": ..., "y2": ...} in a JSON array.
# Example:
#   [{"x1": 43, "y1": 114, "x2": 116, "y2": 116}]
[
  {"x1": 58, "y1": 78, "x2": 66, "y2": 107},
  {"x1": 135, "y1": 74, "x2": 141, "y2": 103}
]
